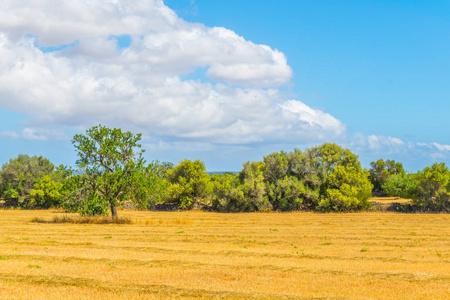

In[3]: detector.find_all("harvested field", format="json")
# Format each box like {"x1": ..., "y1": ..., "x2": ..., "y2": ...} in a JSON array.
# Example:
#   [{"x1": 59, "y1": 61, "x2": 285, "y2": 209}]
[{"x1": 0, "y1": 209, "x2": 448, "y2": 299}]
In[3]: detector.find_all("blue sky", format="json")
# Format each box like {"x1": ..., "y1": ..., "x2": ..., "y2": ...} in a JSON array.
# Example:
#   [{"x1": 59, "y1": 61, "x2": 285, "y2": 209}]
[{"x1": 0, "y1": 0, "x2": 449, "y2": 172}]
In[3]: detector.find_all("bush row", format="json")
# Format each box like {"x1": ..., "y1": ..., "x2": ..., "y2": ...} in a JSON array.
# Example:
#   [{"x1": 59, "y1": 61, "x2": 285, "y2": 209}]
[{"x1": 2, "y1": 143, "x2": 448, "y2": 213}]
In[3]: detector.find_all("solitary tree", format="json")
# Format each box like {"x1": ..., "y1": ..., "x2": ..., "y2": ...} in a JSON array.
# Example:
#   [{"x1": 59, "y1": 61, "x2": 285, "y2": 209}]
[{"x1": 72, "y1": 125, "x2": 147, "y2": 218}]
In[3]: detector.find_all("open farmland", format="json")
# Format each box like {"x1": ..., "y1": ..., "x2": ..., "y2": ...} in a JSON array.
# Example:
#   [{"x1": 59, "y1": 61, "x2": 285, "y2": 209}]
[{"x1": 0, "y1": 210, "x2": 448, "y2": 299}]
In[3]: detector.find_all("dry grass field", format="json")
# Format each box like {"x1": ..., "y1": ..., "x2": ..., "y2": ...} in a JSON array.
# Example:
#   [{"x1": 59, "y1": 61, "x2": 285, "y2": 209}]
[{"x1": 0, "y1": 209, "x2": 448, "y2": 299}]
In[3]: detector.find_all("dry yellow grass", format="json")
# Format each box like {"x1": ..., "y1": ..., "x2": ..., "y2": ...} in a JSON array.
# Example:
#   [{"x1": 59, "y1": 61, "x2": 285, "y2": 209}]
[
  {"x1": 0, "y1": 209, "x2": 448, "y2": 299},
  {"x1": 371, "y1": 197, "x2": 412, "y2": 204}
]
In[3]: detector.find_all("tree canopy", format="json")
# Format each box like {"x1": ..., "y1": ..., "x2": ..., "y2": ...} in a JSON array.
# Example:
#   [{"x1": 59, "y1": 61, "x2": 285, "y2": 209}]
[
  {"x1": 0, "y1": 154, "x2": 56, "y2": 207},
  {"x1": 369, "y1": 159, "x2": 405, "y2": 196},
  {"x1": 71, "y1": 125, "x2": 148, "y2": 218}
]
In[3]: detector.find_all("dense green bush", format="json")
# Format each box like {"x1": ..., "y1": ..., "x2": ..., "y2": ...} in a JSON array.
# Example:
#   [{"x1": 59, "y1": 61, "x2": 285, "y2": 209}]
[
  {"x1": 382, "y1": 173, "x2": 416, "y2": 199},
  {"x1": 263, "y1": 150, "x2": 316, "y2": 211},
  {"x1": 139, "y1": 161, "x2": 172, "y2": 206},
  {"x1": 411, "y1": 163, "x2": 450, "y2": 212},
  {"x1": 265, "y1": 176, "x2": 304, "y2": 211},
  {"x1": 215, "y1": 143, "x2": 372, "y2": 212},
  {"x1": 58, "y1": 168, "x2": 110, "y2": 216},
  {"x1": 311, "y1": 144, "x2": 372, "y2": 211},
  {"x1": 0, "y1": 154, "x2": 58, "y2": 208},
  {"x1": 165, "y1": 159, "x2": 212, "y2": 209},
  {"x1": 369, "y1": 159, "x2": 405, "y2": 196},
  {"x1": 212, "y1": 162, "x2": 270, "y2": 212},
  {"x1": 28, "y1": 175, "x2": 63, "y2": 209}
]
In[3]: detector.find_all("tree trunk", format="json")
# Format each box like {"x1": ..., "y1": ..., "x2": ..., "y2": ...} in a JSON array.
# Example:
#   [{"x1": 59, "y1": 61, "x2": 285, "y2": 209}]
[{"x1": 111, "y1": 204, "x2": 118, "y2": 219}]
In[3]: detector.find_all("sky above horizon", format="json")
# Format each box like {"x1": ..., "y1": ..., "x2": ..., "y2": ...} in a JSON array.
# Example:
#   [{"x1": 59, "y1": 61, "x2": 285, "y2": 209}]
[{"x1": 0, "y1": 0, "x2": 449, "y2": 172}]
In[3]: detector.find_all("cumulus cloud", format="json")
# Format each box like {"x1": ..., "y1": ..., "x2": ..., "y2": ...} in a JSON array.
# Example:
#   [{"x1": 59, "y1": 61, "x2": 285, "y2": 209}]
[
  {"x1": 0, "y1": 0, "x2": 344, "y2": 146},
  {"x1": 0, "y1": 0, "x2": 448, "y2": 173},
  {"x1": 0, "y1": 0, "x2": 178, "y2": 44}
]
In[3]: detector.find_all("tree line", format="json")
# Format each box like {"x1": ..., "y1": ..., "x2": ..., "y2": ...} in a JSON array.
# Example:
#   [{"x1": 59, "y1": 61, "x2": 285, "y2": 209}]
[{"x1": 0, "y1": 125, "x2": 449, "y2": 217}]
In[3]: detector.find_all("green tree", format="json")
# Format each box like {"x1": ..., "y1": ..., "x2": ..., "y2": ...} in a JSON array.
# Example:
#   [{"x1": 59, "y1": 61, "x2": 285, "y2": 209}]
[
  {"x1": 257, "y1": 144, "x2": 371, "y2": 212},
  {"x1": 165, "y1": 159, "x2": 212, "y2": 209},
  {"x1": 263, "y1": 151, "x2": 308, "y2": 211},
  {"x1": 382, "y1": 173, "x2": 416, "y2": 199},
  {"x1": 58, "y1": 168, "x2": 109, "y2": 216},
  {"x1": 138, "y1": 161, "x2": 172, "y2": 206},
  {"x1": 72, "y1": 125, "x2": 148, "y2": 218},
  {"x1": 321, "y1": 165, "x2": 372, "y2": 211},
  {"x1": 29, "y1": 175, "x2": 63, "y2": 208},
  {"x1": 369, "y1": 159, "x2": 405, "y2": 196},
  {"x1": 211, "y1": 172, "x2": 239, "y2": 211},
  {"x1": 265, "y1": 176, "x2": 304, "y2": 211},
  {"x1": 411, "y1": 163, "x2": 450, "y2": 212},
  {"x1": 310, "y1": 143, "x2": 373, "y2": 211},
  {"x1": 0, "y1": 154, "x2": 55, "y2": 207},
  {"x1": 212, "y1": 162, "x2": 270, "y2": 212}
]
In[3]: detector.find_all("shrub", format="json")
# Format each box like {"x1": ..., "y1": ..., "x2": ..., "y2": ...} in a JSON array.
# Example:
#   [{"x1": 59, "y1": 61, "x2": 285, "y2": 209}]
[
  {"x1": 212, "y1": 162, "x2": 270, "y2": 212},
  {"x1": 165, "y1": 159, "x2": 212, "y2": 209},
  {"x1": 382, "y1": 173, "x2": 416, "y2": 199},
  {"x1": 308, "y1": 144, "x2": 373, "y2": 211},
  {"x1": 0, "y1": 154, "x2": 55, "y2": 207},
  {"x1": 369, "y1": 159, "x2": 405, "y2": 196},
  {"x1": 411, "y1": 163, "x2": 450, "y2": 212}
]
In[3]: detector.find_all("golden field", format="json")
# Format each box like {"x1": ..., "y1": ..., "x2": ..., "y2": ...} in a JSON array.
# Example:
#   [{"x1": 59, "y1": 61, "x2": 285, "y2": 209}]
[
  {"x1": 370, "y1": 197, "x2": 412, "y2": 204},
  {"x1": 0, "y1": 209, "x2": 448, "y2": 299}
]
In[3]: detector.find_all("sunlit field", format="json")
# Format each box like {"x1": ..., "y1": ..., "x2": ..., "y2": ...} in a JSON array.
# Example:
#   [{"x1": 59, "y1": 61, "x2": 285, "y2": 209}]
[
  {"x1": 371, "y1": 197, "x2": 412, "y2": 204},
  {"x1": 0, "y1": 209, "x2": 448, "y2": 299}
]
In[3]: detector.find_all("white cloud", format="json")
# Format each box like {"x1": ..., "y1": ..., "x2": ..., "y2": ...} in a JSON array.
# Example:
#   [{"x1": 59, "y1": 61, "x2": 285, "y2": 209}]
[
  {"x1": 0, "y1": 128, "x2": 67, "y2": 141},
  {"x1": 351, "y1": 133, "x2": 405, "y2": 152},
  {"x1": 431, "y1": 142, "x2": 450, "y2": 151},
  {"x1": 0, "y1": 1, "x2": 340, "y2": 146},
  {"x1": 2, "y1": 0, "x2": 446, "y2": 172},
  {"x1": 0, "y1": 0, "x2": 178, "y2": 45},
  {"x1": 416, "y1": 142, "x2": 450, "y2": 152},
  {"x1": 279, "y1": 100, "x2": 346, "y2": 137},
  {"x1": 346, "y1": 134, "x2": 450, "y2": 171}
]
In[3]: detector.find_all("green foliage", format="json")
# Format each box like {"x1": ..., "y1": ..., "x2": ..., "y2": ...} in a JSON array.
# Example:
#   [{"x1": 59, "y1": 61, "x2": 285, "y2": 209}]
[
  {"x1": 266, "y1": 176, "x2": 304, "y2": 211},
  {"x1": 382, "y1": 173, "x2": 416, "y2": 199},
  {"x1": 165, "y1": 159, "x2": 212, "y2": 209},
  {"x1": 71, "y1": 125, "x2": 148, "y2": 218},
  {"x1": 134, "y1": 161, "x2": 172, "y2": 207},
  {"x1": 0, "y1": 154, "x2": 55, "y2": 207},
  {"x1": 212, "y1": 162, "x2": 270, "y2": 212},
  {"x1": 369, "y1": 159, "x2": 405, "y2": 196},
  {"x1": 5, "y1": 134, "x2": 449, "y2": 214},
  {"x1": 264, "y1": 149, "x2": 323, "y2": 210},
  {"x1": 231, "y1": 144, "x2": 373, "y2": 212},
  {"x1": 260, "y1": 144, "x2": 371, "y2": 211},
  {"x1": 211, "y1": 173, "x2": 236, "y2": 211},
  {"x1": 411, "y1": 163, "x2": 450, "y2": 212},
  {"x1": 57, "y1": 167, "x2": 109, "y2": 216},
  {"x1": 311, "y1": 143, "x2": 373, "y2": 211},
  {"x1": 319, "y1": 165, "x2": 372, "y2": 211},
  {"x1": 29, "y1": 175, "x2": 63, "y2": 208}
]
